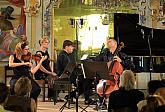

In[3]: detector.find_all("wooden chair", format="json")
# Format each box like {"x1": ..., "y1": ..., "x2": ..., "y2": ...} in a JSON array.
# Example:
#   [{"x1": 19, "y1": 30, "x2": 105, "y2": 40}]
[
  {"x1": 35, "y1": 80, "x2": 47, "y2": 102},
  {"x1": 4, "y1": 65, "x2": 14, "y2": 85}
]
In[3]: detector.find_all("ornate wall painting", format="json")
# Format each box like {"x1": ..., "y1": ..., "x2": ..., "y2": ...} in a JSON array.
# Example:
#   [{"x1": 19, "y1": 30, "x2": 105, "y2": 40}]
[{"x1": 0, "y1": 5, "x2": 25, "y2": 61}]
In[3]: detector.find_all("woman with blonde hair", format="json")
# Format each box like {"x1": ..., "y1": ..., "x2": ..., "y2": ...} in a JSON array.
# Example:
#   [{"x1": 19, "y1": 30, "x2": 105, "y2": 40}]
[
  {"x1": 9, "y1": 41, "x2": 47, "y2": 101},
  {"x1": 34, "y1": 36, "x2": 57, "y2": 100},
  {"x1": 119, "y1": 70, "x2": 136, "y2": 90},
  {"x1": 108, "y1": 70, "x2": 144, "y2": 112}
]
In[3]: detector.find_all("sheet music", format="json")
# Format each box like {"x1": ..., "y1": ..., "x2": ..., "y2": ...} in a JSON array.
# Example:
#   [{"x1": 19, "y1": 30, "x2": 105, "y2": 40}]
[{"x1": 81, "y1": 54, "x2": 88, "y2": 60}]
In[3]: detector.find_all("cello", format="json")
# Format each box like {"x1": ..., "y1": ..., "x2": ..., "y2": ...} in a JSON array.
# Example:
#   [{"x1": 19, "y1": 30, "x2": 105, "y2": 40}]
[{"x1": 97, "y1": 42, "x2": 124, "y2": 97}]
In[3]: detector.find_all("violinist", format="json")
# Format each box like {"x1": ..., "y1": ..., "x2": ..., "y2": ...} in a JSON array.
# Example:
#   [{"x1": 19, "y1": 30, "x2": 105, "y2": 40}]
[
  {"x1": 92, "y1": 37, "x2": 134, "y2": 110},
  {"x1": 9, "y1": 41, "x2": 47, "y2": 102},
  {"x1": 34, "y1": 36, "x2": 57, "y2": 100}
]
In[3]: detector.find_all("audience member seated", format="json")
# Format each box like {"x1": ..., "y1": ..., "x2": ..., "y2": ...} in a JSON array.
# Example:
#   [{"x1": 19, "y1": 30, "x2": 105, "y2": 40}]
[
  {"x1": 14, "y1": 77, "x2": 36, "y2": 112},
  {"x1": 140, "y1": 95, "x2": 165, "y2": 112},
  {"x1": 137, "y1": 79, "x2": 165, "y2": 112},
  {"x1": 147, "y1": 80, "x2": 163, "y2": 95},
  {"x1": 108, "y1": 70, "x2": 144, "y2": 112},
  {"x1": 155, "y1": 87, "x2": 165, "y2": 100},
  {"x1": 5, "y1": 77, "x2": 36, "y2": 112},
  {"x1": 0, "y1": 83, "x2": 9, "y2": 112}
]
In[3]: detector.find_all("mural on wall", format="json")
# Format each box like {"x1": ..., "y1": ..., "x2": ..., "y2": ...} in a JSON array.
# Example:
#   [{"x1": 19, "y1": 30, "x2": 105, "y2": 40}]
[
  {"x1": 0, "y1": 5, "x2": 26, "y2": 61},
  {"x1": 139, "y1": 0, "x2": 165, "y2": 29},
  {"x1": 81, "y1": 0, "x2": 165, "y2": 29}
]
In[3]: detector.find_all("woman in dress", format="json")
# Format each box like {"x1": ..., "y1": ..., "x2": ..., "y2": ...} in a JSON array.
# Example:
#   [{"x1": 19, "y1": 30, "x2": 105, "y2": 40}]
[{"x1": 9, "y1": 41, "x2": 47, "y2": 101}]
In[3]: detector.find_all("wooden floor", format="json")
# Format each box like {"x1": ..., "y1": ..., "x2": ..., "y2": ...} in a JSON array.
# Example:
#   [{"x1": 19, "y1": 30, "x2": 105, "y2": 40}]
[
  {"x1": 37, "y1": 97, "x2": 107, "y2": 112},
  {"x1": 37, "y1": 99, "x2": 96, "y2": 112},
  {"x1": 36, "y1": 88, "x2": 108, "y2": 112}
]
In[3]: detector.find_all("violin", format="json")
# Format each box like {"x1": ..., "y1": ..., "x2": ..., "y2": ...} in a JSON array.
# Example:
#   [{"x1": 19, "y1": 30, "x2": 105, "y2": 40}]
[{"x1": 22, "y1": 52, "x2": 41, "y2": 62}]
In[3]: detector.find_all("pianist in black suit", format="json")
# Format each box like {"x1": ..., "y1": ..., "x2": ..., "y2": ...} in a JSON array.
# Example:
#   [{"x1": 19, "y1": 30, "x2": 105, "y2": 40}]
[{"x1": 57, "y1": 40, "x2": 93, "y2": 104}]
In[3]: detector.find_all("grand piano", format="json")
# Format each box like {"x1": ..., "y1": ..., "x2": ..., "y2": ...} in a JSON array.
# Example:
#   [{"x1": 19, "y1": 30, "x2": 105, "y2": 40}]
[{"x1": 114, "y1": 13, "x2": 165, "y2": 73}]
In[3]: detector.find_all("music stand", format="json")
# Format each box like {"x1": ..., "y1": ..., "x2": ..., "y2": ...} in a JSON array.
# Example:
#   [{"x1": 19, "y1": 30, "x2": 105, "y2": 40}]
[
  {"x1": 81, "y1": 61, "x2": 110, "y2": 80},
  {"x1": 80, "y1": 61, "x2": 111, "y2": 111},
  {"x1": 57, "y1": 62, "x2": 76, "y2": 112},
  {"x1": 59, "y1": 62, "x2": 76, "y2": 79}
]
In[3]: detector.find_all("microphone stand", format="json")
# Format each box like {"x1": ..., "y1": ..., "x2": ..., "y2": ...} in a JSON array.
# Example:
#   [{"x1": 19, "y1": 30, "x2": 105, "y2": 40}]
[
  {"x1": 141, "y1": 28, "x2": 153, "y2": 81},
  {"x1": 75, "y1": 20, "x2": 79, "y2": 62},
  {"x1": 75, "y1": 20, "x2": 79, "y2": 112},
  {"x1": 75, "y1": 20, "x2": 84, "y2": 112},
  {"x1": 75, "y1": 75, "x2": 79, "y2": 112},
  {"x1": 147, "y1": 30, "x2": 153, "y2": 81}
]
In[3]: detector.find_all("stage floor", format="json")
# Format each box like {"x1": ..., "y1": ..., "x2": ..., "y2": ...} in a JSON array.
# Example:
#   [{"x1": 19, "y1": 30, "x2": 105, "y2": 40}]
[
  {"x1": 37, "y1": 98, "x2": 107, "y2": 112},
  {"x1": 37, "y1": 91, "x2": 108, "y2": 112}
]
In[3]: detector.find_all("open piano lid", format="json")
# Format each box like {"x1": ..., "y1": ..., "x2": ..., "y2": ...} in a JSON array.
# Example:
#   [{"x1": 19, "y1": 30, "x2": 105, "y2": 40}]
[
  {"x1": 114, "y1": 13, "x2": 165, "y2": 56},
  {"x1": 114, "y1": 13, "x2": 165, "y2": 72}
]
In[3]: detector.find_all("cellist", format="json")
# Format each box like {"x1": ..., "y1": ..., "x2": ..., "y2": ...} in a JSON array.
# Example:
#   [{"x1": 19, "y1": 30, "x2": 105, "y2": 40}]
[{"x1": 92, "y1": 37, "x2": 134, "y2": 110}]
